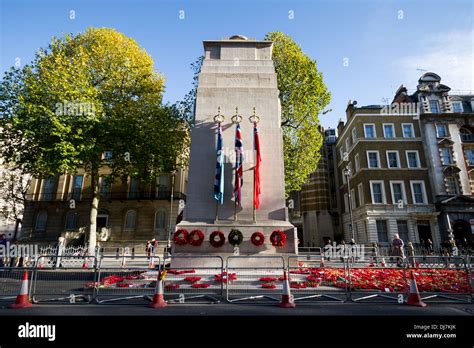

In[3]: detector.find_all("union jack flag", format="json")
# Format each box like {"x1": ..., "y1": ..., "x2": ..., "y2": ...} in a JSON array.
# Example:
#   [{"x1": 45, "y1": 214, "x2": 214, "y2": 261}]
[{"x1": 234, "y1": 124, "x2": 243, "y2": 205}]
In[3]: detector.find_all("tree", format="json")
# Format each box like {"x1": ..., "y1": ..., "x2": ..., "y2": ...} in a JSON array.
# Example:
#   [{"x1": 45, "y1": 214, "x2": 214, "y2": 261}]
[
  {"x1": 179, "y1": 32, "x2": 330, "y2": 194},
  {"x1": 0, "y1": 27, "x2": 189, "y2": 254},
  {"x1": 265, "y1": 32, "x2": 331, "y2": 194}
]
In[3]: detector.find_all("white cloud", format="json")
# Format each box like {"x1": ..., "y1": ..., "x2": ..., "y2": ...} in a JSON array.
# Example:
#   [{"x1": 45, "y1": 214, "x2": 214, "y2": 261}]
[{"x1": 398, "y1": 30, "x2": 474, "y2": 93}]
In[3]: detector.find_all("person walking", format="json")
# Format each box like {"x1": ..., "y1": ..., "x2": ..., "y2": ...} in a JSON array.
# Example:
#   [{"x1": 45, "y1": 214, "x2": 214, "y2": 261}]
[
  {"x1": 391, "y1": 234, "x2": 405, "y2": 267},
  {"x1": 406, "y1": 242, "x2": 415, "y2": 267},
  {"x1": 145, "y1": 240, "x2": 151, "y2": 260}
]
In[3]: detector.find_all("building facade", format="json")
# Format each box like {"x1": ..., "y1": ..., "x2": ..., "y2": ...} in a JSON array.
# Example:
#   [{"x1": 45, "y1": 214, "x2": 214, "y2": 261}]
[
  {"x1": 336, "y1": 101, "x2": 439, "y2": 247},
  {"x1": 299, "y1": 127, "x2": 341, "y2": 247},
  {"x1": 19, "y1": 166, "x2": 187, "y2": 245},
  {"x1": 393, "y1": 72, "x2": 474, "y2": 246}
]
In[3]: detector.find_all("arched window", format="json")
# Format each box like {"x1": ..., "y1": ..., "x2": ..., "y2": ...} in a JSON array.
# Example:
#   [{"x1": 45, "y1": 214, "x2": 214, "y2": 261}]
[
  {"x1": 35, "y1": 211, "x2": 48, "y2": 231},
  {"x1": 65, "y1": 211, "x2": 78, "y2": 231},
  {"x1": 444, "y1": 167, "x2": 461, "y2": 195},
  {"x1": 154, "y1": 210, "x2": 166, "y2": 230},
  {"x1": 124, "y1": 210, "x2": 137, "y2": 231}
]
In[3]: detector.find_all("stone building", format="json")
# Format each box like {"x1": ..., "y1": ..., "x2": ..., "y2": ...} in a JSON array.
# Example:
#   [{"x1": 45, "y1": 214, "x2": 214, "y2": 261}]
[
  {"x1": 19, "y1": 164, "x2": 187, "y2": 246},
  {"x1": 336, "y1": 101, "x2": 439, "y2": 247},
  {"x1": 392, "y1": 72, "x2": 474, "y2": 246},
  {"x1": 299, "y1": 127, "x2": 340, "y2": 247}
]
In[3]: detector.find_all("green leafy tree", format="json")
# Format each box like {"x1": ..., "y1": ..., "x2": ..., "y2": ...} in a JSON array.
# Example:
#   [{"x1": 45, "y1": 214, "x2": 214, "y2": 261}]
[
  {"x1": 179, "y1": 32, "x2": 330, "y2": 194},
  {"x1": 265, "y1": 31, "x2": 331, "y2": 194},
  {"x1": 0, "y1": 27, "x2": 189, "y2": 253}
]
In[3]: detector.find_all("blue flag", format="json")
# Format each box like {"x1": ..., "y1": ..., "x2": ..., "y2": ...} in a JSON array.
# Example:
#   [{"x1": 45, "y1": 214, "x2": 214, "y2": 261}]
[{"x1": 214, "y1": 124, "x2": 224, "y2": 204}]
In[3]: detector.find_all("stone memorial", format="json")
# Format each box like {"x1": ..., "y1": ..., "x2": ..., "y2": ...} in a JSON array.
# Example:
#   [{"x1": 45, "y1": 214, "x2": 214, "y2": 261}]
[{"x1": 173, "y1": 35, "x2": 297, "y2": 266}]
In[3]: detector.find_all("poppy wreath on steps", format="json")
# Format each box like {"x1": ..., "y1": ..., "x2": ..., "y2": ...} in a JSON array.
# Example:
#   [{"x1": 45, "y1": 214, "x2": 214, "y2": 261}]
[
  {"x1": 209, "y1": 231, "x2": 226, "y2": 248},
  {"x1": 270, "y1": 230, "x2": 287, "y2": 248},
  {"x1": 173, "y1": 229, "x2": 189, "y2": 245},
  {"x1": 251, "y1": 232, "x2": 265, "y2": 247},
  {"x1": 228, "y1": 229, "x2": 244, "y2": 246},
  {"x1": 187, "y1": 229, "x2": 205, "y2": 246}
]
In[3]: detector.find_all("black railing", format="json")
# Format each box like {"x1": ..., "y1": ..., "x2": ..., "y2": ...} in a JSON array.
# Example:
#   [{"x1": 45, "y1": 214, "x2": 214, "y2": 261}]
[{"x1": 25, "y1": 191, "x2": 186, "y2": 202}]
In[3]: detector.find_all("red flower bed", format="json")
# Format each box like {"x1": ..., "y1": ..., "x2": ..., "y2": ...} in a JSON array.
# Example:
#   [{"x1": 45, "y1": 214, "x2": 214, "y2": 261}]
[
  {"x1": 290, "y1": 282, "x2": 307, "y2": 289},
  {"x1": 184, "y1": 276, "x2": 202, "y2": 283},
  {"x1": 261, "y1": 283, "x2": 276, "y2": 289},
  {"x1": 165, "y1": 282, "x2": 180, "y2": 290},
  {"x1": 167, "y1": 269, "x2": 196, "y2": 275},
  {"x1": 191, "y1": 283, "x2": 211, "y2": 288},
  {"x1": 214, "y1": 272, "x2": 237, "y2": 283},
  {"x1": 259, "y1": 277, "x2": 277, "y2": 282}
]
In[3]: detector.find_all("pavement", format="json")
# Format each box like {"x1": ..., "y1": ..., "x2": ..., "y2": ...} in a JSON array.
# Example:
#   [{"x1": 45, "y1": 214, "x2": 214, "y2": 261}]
[{"x1": 0, "y1": 301, "x2": 472, "y2": 316}]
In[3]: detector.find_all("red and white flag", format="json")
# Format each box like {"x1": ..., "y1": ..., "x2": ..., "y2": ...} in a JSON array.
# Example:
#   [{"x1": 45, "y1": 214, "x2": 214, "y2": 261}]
[{"x1": 253, "y1": 122, "x2": 261, "y2": 209}]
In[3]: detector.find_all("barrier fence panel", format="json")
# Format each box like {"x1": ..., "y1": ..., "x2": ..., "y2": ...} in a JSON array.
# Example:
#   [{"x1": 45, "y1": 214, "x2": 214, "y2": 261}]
[
  {"x1": 95, "y1": 256, "x2": 161, "y2": 304},
  {"x1": 287, "y1": 255, "x2": 348, "y2": 302},
  {"x1": 347, "y1": 256, "x2": 408, "y2": 303},
  {"x1": 97, "y1": 250, "x2": 158, "y2": 269},
  {"x1": 406, "y1": 256, "x2": 472, "y2": 303},
  {"x1": 162, "y1": 256, "x2": 224, "y2": 304},
  {"x1": 31, "y1": 256, "x2": 97, "y2": 304},
  {"x1": 226, "y1": 256, "x2": 286, "y2": 304},
  {"x1": 0, "y1": 267, "x2": 34, "y2": 301}
]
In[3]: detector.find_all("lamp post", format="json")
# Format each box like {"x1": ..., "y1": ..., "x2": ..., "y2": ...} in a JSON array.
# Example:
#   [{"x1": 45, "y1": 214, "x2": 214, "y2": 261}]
[
  {"x1": 166, "y1": 170, "x2": 177, "y2": 255},
  {"x1": 446, "y1": 213, "x2": 454, "y2": 241},
  {"x1": 343, "y1": 166, "x2": 356, "y2": 243}
]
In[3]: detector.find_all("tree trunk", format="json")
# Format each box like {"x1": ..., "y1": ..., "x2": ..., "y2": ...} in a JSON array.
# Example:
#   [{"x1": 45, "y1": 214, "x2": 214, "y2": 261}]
[
  {"x1": 12, "y1": 218, "x2": 21, "y2": 242},
  {"x1": 88, "y1": 170, "x2": 100, "y2": 256}
]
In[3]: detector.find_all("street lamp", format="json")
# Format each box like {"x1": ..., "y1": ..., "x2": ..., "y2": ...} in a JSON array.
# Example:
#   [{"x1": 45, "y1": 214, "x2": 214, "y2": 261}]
[
  {"x1": 343, "y1": 166, "x2": 356, "y2": 243},
  {"x1": 166, "y1": 170, "x2": 177, "y2": 255},
  {"x1": 446, "y1": 213, "x2": 454, "y2": 241}
]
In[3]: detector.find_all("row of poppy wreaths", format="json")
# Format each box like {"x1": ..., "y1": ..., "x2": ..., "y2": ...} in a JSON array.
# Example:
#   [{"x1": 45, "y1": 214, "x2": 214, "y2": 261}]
[{"x1": 173, "y1": 229, "x2": 287, "y2": 248}]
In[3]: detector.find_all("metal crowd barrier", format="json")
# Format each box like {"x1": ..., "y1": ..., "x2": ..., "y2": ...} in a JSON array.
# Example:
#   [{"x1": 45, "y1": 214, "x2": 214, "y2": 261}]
[
  {"x1": 347, "y1": 256, "x2": 408, "y2": 303},
  {"x1": 95, "y1": 256, "x2": 161, "y2": 304},
  {"x1": 0, "y1": 267, "x2": 34, "y2": 301},
  {"x1": 287, "y1": 255, "x2": 347, "y2": 302},
  {"x1": 162, "y1": 255, "x2": 224, "y2": 304},
  {"x1": 31, "y1": 256, "x2": 97, "y2": 304},
  {"x1": 406, "y1": 256, "x2": 472, "y2": 303},
  {"x1": 225, "y1": 256, "x2": 286, "y2": 304}
]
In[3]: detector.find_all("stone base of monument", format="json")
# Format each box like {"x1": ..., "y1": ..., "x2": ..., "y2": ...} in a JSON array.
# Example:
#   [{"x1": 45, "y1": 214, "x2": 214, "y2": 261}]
[{"x1": 172, "y1": 220, "x2": 298, "y2": 268}]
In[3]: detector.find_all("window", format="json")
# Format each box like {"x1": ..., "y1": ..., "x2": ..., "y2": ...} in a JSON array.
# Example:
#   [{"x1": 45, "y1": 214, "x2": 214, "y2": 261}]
[
  {"x1": 355, "y1": 154, "x2": 360, "y2": 172},
  {"x1": 429, "y1": 100, "x2": 440, "y2": 113},
  {"x1": 35, "y1": 211, "x2": 47, "y2": 231},
  {"x1": 446, "y1": 176, "x2": 459, "y2": 195},
  {"x1": 358, "y1": 183, "x2": 364, "y2": 206},
  {"x1": 436, "y1": 124, "x2": 448, "y2": 137},
  {"x1": 154, "y1": 210, "x2": 166, "y2": 230},
  {"x1": 41, "y1": 177, "x2": 56, "y2": 201},
  {"x1": 128, "y1": 177, "x2": 139, "y2": 199},
  {"x1": 386, "y1": 151, "x2": 400, "y2": 168},
  {"x1": 350, "y1": 188, "x2": 356, "y2": 209},
  {"x1": 440, "y1": 147, "x2": 453, "y2": 165},
  {"x1": 345, "y1": 138, "x2": 350, "y2": 152},
  {"x1": 340, "y1": 147, "x2": 345, "y2": 162},
  {"x1": 376, "y1": 220, "x2": 389, "y2": 243},
  {"x1": 390, "y1": 181, "x2": 406, "y2": 204},
  {"x1": 364, "y1": 124, "x2": 376, "y2": 138},
  {"x1": 402, "y1": 124, "x2": 414, "y2": 138},
  {"x1": 370, "y1": 181, "x2": 385, "y2": 204},
  {"x1": 352, "y1": 128, "x2": 357, "y2": 144},
  {"x1": 344, "y1": 193, "x2": 349, "y2": 212},
  {"x1": 452, "y1": 101, "x2": 463, "y2": 113},
  {"x1": 406, "y1": 151, "x2": 420, "y2": 168},
  {"x1": 102, "y1": 151, "x2": 113, "y2": 161},
  {"x1": 124, "y1": 210, "x2": 137, "y2": 230},
  {"x1": 367, "y1": 151, "x2": 380, "y2": 168},
  {"x1": 465, "y1": 150, "x2": 474, "y2": 166},
  {"x1": 383, "y1": 124, "x2": 395, "y2": 138},
  {"x1": 99, "y1": 176, "x2": 111, "y2": 199},
  {"x1": 65, "y1": 211, "x2": 78, "y2": 231},
  {"x1": 72, "y1": 175, "x2": 83, "y2": 200},
  {"x1": 410, "y1": 181, "x2": 427, "y2": 204},
  {"x1": 156, "y1": 175, "x2": 169, "y2": 198},
  {"x1": 397, "y1": 220, "x2": 409, "y2": 242}
]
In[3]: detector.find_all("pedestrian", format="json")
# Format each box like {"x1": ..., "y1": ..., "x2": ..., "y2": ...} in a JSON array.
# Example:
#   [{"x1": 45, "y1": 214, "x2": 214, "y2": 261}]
[
  {"x1": 145, "y1": 240, "x2": 151, "y2": 260},
  {"x1": 407, "y1": 242, "x2": 415, "y2": 267},
  {"x1": 151, "y1": 238, "x2": 157, "y2": 256},
  {"x1": 339, "y1": 240, "x2": 346, "y2": 262},
  {"x1": 426, "y1": 238, "x2": 434, "y2": 255},
  {"x1": 391, "y1": 234, "x2": 405, "y2": 267},
  {"x1": 55, "y1": 236, "x2": 66, "y2": 269}
]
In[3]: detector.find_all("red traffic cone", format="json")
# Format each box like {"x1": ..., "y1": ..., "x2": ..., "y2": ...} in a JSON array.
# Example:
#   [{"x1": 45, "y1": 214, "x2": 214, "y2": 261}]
[
  {"x1": 407, "y1": 272, "x2": 427, "y2": 307},
  {"x1": 279, "y1": 271, "x2": 296, "y2": 308},
  {"x1": 9, "y1": 271, "x2": 32, "y2": 309},
  {"x1": 150, "y1": 272, "x2": 167, "y2": 308}
]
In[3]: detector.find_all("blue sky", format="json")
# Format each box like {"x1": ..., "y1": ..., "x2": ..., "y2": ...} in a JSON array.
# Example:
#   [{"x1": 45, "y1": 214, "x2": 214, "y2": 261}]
[{"x1": 1, "y1": 0, "x2": 473, "y2": 129}]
